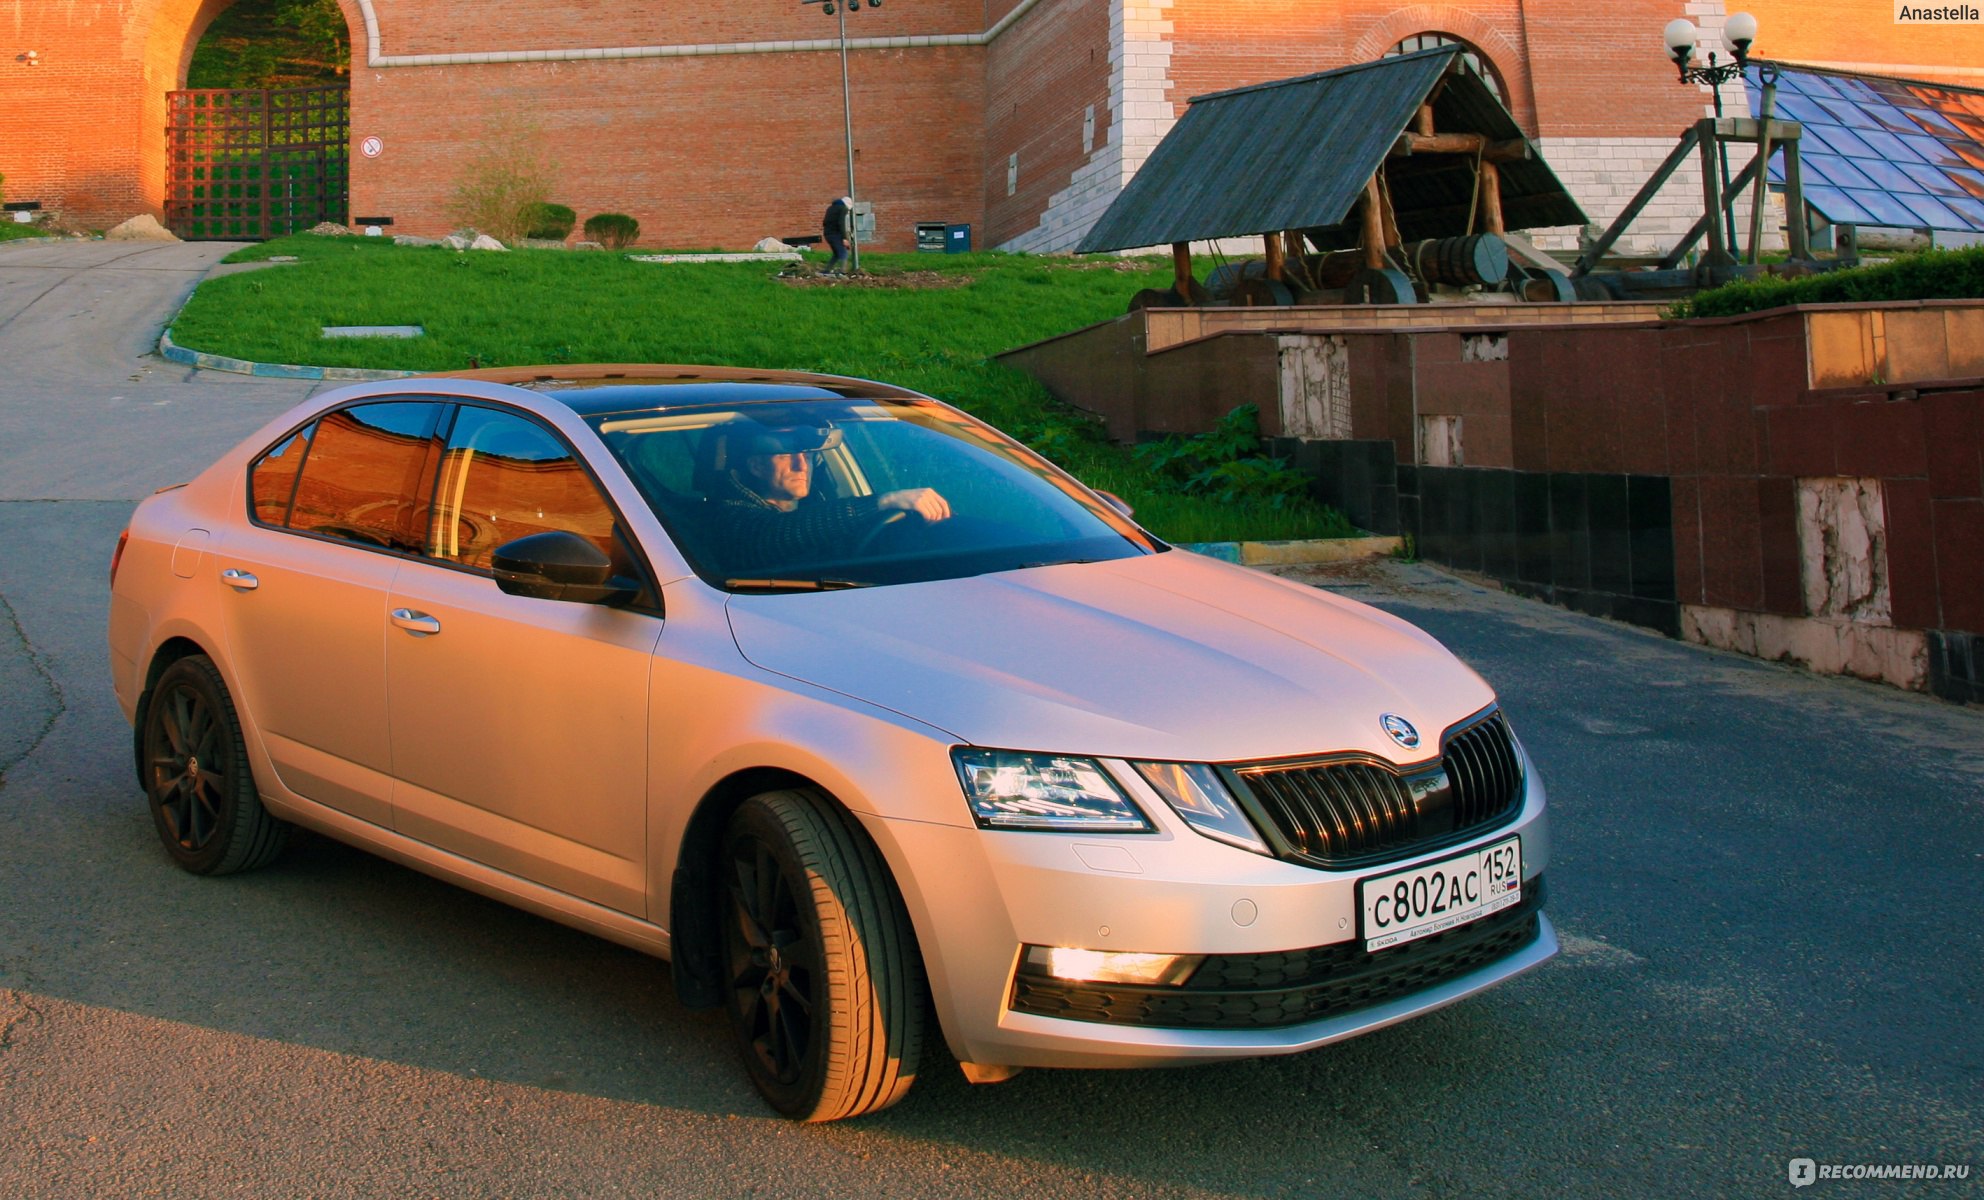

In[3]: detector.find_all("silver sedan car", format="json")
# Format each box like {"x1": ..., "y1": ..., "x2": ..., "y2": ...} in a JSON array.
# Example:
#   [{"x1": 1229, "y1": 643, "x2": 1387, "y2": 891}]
[{"x1": 108, "y1": 364, "x2": 1556, "y2": 1121}]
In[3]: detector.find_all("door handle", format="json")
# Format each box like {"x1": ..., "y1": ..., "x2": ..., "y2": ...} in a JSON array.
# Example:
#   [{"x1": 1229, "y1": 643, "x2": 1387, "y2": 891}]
[
  {"x1": 221, "y1": 568, "x2": 259, "y2": 591},
  {"x1": 390, "y1": 608, "x2": 442, "y2": 636}
]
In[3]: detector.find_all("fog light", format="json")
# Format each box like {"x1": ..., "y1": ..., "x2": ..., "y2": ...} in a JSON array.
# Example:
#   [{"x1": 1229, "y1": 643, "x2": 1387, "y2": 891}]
[{"x1": 1023, "y1": 945, "x2": 1203, "y2": 986}]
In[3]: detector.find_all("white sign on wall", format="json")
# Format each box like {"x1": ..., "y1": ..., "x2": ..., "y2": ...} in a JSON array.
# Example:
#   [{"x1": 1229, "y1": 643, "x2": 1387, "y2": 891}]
[{"x1": 360, "y1": 136, "x2": 383, "y2": 159}]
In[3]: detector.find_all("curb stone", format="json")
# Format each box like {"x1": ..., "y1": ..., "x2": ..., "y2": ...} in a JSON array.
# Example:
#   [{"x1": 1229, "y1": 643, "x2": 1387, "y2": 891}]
[
  {"x1": 1179, "y1": 535, "x2": 1403, "y2": 566},
  {"x1": 157, "y1": 329, "x2": 421, "y2": 382}
]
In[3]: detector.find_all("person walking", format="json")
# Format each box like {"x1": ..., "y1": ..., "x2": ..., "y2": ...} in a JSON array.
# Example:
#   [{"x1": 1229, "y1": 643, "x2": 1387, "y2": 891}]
[{"x1": 822, "y1": 195, "x2": 853, "y2": 275}]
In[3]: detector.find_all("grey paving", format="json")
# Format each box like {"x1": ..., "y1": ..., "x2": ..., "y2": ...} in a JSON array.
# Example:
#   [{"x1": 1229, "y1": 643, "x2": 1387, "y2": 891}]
[{"x1": 0, "y1": 241, "x2": 1977, "y2": 1198}]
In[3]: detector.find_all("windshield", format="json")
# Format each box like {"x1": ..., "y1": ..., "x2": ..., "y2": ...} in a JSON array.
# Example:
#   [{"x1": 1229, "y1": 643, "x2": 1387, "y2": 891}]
[{"x1": 591, "y1": 397, "x2": 1162, "y2": 591}]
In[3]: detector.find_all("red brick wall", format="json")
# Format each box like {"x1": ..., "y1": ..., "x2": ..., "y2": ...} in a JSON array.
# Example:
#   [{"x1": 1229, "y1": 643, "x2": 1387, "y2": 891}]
[
  {"x1": 1515, "y1": 0, "x2": 1702, "y2": 138},
  {"x1": 1165, "y1": 0, "x2": 1706, "y2": 141},
  {"x1": 1168, "y1": 0, "x2": 1542, "y2": 135},
  {"x1": 983, "y1": 0, "x2": 1110, "y2": 247},
  {"x1": 348, "y1": 47, "x2": 984, "y2": 248}
]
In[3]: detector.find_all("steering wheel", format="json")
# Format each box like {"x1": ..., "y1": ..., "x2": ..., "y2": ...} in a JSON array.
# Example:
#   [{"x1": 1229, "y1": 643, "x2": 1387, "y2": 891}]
[{"x1": 851, "y1": 508, "x2": 910, "y2": 558}]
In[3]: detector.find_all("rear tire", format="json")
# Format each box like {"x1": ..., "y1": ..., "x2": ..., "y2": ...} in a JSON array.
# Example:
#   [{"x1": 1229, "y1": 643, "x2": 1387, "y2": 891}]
[
  {"x1": 141, "y1": 655, "x2": 288, "y2": 875},
  {"x1": 719, "y1": 788, "x2": 925, "y2": 1121}
]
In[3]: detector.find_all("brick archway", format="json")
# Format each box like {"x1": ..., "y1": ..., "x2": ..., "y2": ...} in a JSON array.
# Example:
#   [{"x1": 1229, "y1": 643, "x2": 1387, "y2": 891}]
[
  {"x1": 1350, "y1": 7, "x2": 1536, "y2": 133},
  {"x1": 129, "y1": 0, "x2": 363, "y2": 218}
]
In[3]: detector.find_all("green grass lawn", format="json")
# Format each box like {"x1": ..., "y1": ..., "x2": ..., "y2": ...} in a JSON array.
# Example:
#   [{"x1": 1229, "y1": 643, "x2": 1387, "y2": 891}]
[
  {"x1": 173, "y1": 235, "x2": 1356, "y2": 542},
  {"x1": 0, "y1": 223, "x2": 54, "y2": 242}
]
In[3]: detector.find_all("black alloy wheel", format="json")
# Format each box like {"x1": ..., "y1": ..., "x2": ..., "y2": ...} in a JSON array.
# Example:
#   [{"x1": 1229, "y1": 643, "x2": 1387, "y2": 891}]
[
  {"x1": 719, "y1": 789, "x2": 925, "y2": 1121},
  {"x1": 141, "y1": 655, "x2": 288, "y2": 875}
]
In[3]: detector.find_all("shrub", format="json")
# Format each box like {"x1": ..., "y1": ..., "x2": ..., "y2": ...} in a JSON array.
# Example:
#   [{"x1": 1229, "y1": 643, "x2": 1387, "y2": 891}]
[
  {"x1": 584, "y1": 212, "x2": 640, "y2": 249},
  {"x1": 448, "y1": 118, "x2": 558, "y2": 245},
  {"x1": 524, "y1": 202, "x2": 575, "y2": 241},
  {"x1": 1669, "y1": 244, "x2": 1984, "y2": 319},
  {"x1": 1133, "y1": 404, "x2": 1317, "y2": 511}
]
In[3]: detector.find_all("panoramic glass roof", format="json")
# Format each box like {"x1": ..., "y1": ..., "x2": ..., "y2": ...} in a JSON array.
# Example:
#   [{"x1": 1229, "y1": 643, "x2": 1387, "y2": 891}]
[{"x1": 1748, "y1": 63, "x2": 1984, "y2": 233}]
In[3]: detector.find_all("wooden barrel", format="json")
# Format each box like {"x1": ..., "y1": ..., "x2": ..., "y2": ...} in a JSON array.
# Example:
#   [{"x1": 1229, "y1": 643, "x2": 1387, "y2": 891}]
[{"x1": 1412, "y1": 235, "x2": 1510, "y2": 287}]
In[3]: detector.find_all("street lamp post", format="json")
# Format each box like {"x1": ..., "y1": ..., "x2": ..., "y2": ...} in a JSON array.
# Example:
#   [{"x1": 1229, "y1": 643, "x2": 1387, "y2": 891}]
[
  {"x1": 802, "y1": 0, "x2": 879, "y2": 274},
  {"x1": 1664, "y1": 12, "x2": 1759, "y2": 260}
]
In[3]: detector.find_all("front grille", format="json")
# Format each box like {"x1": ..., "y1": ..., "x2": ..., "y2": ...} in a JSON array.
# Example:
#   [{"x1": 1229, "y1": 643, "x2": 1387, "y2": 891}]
[
  {"x1": 1010, "y1": 880, "x2": 1546, "y2": 1030},
  {"x1": 1231, "y1": 709, "x2": 1524, "y2": 867}
]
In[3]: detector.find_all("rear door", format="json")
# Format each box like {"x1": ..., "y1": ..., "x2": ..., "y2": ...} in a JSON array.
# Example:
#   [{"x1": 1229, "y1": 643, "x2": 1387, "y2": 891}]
[
  {"x1": 217, "y1": 400, "x2": 445, "y2": 827},
  {"x1": 384, "y1": 403, "x2": 660, "y2": 915}
]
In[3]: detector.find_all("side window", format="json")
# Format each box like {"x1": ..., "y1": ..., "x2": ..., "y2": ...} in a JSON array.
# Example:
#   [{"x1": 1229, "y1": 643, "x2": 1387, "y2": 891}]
[
  {"x1": 249, "y1": 425, "x2": 314, "y2": 526},
  {"x1": 286, "y1": 401, "x2": 444, "y2": 552},
  {"x1": 426, "y1": 406, "x2": 620, "y2": 571}
]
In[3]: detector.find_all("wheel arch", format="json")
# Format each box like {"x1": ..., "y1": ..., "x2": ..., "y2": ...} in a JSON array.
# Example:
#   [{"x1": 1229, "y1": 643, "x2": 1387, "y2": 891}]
[
  {"x1": 667, "y1": 766, "x2": 925, "y2": 1012},
  {"x1": 131, "y1": 635, "x2": 215, "y2": 787}
]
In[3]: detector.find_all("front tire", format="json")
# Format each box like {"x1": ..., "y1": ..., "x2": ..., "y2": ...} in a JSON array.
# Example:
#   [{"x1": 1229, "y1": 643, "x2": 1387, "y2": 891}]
[
  {"x1": 719, "y1": 789, "x2": 925, "y2": 1121},
  {"x1": 141, "y1": 655, "x2": 288, "y2": 875}
]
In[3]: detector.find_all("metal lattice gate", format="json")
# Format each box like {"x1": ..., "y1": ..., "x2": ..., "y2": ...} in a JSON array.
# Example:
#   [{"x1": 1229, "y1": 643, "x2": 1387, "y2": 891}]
[{"x1": 166, "y1": 86, "x2": 349, "y2": 240}]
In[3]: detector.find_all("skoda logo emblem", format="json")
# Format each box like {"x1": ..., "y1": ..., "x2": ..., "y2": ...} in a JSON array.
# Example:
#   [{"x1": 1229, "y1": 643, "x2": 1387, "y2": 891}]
[{"x1": 1380, "y1": 713, "x2": 1420, "y2": 749}]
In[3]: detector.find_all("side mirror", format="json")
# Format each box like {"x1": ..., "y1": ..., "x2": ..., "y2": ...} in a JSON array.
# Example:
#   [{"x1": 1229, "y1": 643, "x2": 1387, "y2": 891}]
[
  {"x1": 1096, "y1": 490, "x2": 1135, "y2": 519},
  {"x1": 492, "y1": 531, "x2": 638, "y2": 606}
]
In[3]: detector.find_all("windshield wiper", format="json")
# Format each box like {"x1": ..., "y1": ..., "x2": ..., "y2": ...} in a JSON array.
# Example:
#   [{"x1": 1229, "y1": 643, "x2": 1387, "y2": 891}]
[
  {"x1": 1019, "y1": 558, "x2": 1109, "y2": 570},
  {"x1": 725, "y1": 578, "x2": 873, "y2": 592}
]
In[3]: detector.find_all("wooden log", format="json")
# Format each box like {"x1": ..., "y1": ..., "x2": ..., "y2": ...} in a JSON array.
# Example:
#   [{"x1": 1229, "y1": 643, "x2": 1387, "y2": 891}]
[
  {"x1": 1477, "y1": 159, "x2": 1505, "y2": 235},
  {"x1": 1362, "y1": 177, "x2": 1387, "y2": 270},
  {"x1": 1390, "y1": 133, "x2": 1532, "y2": 162},
  {"x1": 1172, "y1": 241, "x2": 1193, "y2": 296},
  {"x1": 1264, "y1": 231, "x2": 1285, "y2": 282},
  {"x1": 1417, "y1": 104, "x2": 1436, "y2": 137}
]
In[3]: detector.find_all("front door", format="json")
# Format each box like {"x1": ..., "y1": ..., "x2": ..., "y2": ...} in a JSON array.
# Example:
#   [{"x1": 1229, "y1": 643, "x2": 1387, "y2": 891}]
[
  {"x1": 217, "y1": 400, "x2": 445, "y2": 827},
  {"x1": 384, "y1": 404, "x2": 659, "y2": 916}
]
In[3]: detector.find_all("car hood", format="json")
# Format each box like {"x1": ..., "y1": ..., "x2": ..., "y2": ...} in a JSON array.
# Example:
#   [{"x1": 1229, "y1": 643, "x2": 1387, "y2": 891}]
[{"x1": 723, "y1": 550, "x2": 1495, "y2": 764}]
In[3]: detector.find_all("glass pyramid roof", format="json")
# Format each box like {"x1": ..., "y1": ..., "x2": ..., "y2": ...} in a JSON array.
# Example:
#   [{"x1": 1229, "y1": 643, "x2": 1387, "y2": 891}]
[{"x1": 1747, "y1": 63, "x2": 1984, "y2": 233}]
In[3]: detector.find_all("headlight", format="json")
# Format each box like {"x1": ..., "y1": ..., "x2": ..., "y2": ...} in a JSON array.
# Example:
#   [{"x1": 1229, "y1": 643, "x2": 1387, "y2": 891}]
[
  {"x1": 952, "y1": 749, "x2": 1152, "y2": 832},
  {"x1": 1131, "y1": 761, "x2": 1270, "y2": 855}
]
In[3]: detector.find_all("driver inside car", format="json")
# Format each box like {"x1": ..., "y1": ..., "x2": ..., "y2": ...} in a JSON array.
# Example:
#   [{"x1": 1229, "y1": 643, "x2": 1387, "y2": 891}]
[{"x1": 706, "y1": 423, "x2": 951, "y2": 574}]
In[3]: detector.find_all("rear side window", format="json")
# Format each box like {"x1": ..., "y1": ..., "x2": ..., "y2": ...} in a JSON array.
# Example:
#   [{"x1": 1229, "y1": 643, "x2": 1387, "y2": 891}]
[
  {"x1": 424, "y1": 405, "x2": 619, "y2": 571},
  {"x1": 249, "y1": 428, "x2": 312, "y2": 525},
  {"x1": 279, "y1": 401, "x2": 443, "y2": 551}
]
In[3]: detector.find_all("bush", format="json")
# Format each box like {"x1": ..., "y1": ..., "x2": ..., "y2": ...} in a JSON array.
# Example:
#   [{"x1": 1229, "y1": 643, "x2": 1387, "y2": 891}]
[
  {"x1": 524, "y1": 202, "x2": 575, "y2": 241},
  {"x1": 1133, "y1": 404, "x2": 1318, "y2": 511},
  {"x1": 448, "y1": 118, "x2": 558, "y2": 245},
  {"x1": 584, "y1": 212, "x2": 640, "y2": 249},
  {"x1": 1669, "y1": 244, "x2": 1984, "y2": 319}
]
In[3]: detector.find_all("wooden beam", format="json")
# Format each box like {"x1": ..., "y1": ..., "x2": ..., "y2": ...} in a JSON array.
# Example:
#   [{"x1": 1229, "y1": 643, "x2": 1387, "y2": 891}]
[
  {"x1": 1172, "y1": 241, "x2": 1192, "y2": 297},
  {"x1": 1573, "y1": 125, "x2": 1702, "y2": 276},
  {"x1": 1784, "y1": 139, "x2": 1812, "y2": 261},
  {"x1": 1264, "y1": 231, "x2": 1285, "y2": 282},
  {"x1": 1659, "y1": 149, "x2": 1766, "y2": 270},
  {"x1": 1388, "y1": 133, "x2": 1533, "y2": 162},
  {"x1": 1416, "y1": 104, "x2": 1436, "y2": 137},
  {"x1": 1709, "y1": 117, "x2": 1803, "y2": 143},
  {"x1": 1477, "y1": 160, "x2": 1505, "y2": 235},
  {"x1": 1698, "y1": 125, "x2": 1734, "y2": 266},
  {"x1": 1362, "y1": 177, "x2": 1387, "y2": 270}
]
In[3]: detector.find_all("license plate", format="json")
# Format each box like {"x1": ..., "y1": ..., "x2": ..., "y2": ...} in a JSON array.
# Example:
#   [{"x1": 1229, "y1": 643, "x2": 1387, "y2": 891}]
[{"x1": 1359, "y1": 837, "x2": 1522, "y2": 952}]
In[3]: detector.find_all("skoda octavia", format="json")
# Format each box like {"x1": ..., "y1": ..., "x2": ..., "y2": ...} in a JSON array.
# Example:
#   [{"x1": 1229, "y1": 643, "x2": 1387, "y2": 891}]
[{"x1": 108, "y1": 364, "x2": 1556, "y2": 1121}]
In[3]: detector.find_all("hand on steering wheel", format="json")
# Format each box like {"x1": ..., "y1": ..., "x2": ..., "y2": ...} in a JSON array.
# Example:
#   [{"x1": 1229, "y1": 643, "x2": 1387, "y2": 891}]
[{"x1": 852, "y1": 509, "x2": 910, "y2": 557}]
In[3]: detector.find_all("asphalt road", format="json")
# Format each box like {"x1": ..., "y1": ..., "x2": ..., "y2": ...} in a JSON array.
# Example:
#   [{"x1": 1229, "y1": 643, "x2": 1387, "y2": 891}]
[{"x1": 0, "y1": 239, "x2": 1979, "y2": 1198}]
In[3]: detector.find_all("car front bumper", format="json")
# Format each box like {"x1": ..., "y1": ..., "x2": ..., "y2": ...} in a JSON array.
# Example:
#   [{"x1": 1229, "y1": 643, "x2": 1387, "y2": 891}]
[{"x1": 870, "y1": 756, "x2": 1553, "y2": 1071}]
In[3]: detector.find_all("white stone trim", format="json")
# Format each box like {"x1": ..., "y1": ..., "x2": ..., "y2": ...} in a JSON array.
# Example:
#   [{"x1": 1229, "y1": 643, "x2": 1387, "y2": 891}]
[
  {"x1": 1002, "y1": 0, "x2": 1177, "y2": 254},
  {"x1": 351, "y1": 0, "x2": 1050, "y2": 68}
]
